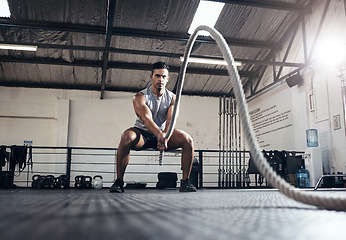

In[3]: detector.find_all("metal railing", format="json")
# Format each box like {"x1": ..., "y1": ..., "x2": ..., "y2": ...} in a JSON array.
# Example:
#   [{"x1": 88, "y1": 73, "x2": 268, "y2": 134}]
[{"x1": 0, "y1": 146, "x2": 304, "y2": 189}]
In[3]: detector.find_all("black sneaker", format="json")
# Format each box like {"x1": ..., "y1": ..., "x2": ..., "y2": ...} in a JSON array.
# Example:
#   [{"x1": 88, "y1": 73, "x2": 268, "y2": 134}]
[
  {"x1": 179, "y1": 179, "x2": 197, "y2": 192},
  {"x1": 109, "y1": 179, "x2": 124, "y2": 193}
]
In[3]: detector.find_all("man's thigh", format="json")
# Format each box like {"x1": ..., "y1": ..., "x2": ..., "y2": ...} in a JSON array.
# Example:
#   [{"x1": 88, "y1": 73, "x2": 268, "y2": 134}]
[
  {"x1": 167, "y1": 129, "x2": 191, "y2": 150},
  {"x1": 124, "y1": 127, "x2": 146, "y2": 150},
  {"x1": 129, "y1": 127, "x2": 158, "y2": 150}
]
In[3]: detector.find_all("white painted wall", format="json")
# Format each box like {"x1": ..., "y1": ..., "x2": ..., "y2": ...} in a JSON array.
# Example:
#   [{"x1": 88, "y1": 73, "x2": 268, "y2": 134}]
[
  {"x1": 0, "y1": 87, "x2": 219, "y2": 149},
  {"x1": 247, "y1": 0, "x2": 346, "y2": 174}
]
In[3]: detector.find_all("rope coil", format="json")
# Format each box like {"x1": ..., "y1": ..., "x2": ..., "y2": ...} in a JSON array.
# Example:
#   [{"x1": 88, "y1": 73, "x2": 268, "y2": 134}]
[{"x1": 164, "y1": 25, "x2": 346, "y2": 211}]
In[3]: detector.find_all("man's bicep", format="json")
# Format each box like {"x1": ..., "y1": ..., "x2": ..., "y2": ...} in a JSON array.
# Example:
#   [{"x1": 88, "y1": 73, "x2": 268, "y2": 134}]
[
  {"x1": 166, "y1": 96, "x2": 175, "y2": 121},
  {"x1": 133, "y1": 94, "x2": 152, "y2": 120},
  {"x1": 168, "y1": 96, "x2": 176, "y2": 116}
]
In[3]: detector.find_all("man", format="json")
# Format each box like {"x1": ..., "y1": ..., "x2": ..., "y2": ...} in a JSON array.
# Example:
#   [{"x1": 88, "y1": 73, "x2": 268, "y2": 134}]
[{"x1": 110, "y1": 61, "x2": 197, "y2": 193}]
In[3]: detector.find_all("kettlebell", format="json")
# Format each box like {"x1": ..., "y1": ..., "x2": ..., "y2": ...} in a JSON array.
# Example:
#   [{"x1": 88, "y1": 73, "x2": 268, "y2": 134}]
[
  {"x1": 32, "y1": 175, "x2": 45, "y2": 189},
  {"x1": 56, "y1": 175, "x2": 69, "y2": 189},
  {"x1": 93, "y1": 175, "x2": 103, "y2": 189},
  {"x1": 44, "y1": 175, "x2": 56, "y2": 189},
  {"x1": 84, "y1": 176, "x2": 92, "y2": 189},
  {"x1": 75, "y1": 175, "x2": 85, "y2": 189}
]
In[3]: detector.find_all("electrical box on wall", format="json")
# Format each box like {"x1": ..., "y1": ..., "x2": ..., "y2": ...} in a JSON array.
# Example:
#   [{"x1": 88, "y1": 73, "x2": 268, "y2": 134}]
[{"x1": 333, "y1": 114, "x2": 341, "y2": 130}]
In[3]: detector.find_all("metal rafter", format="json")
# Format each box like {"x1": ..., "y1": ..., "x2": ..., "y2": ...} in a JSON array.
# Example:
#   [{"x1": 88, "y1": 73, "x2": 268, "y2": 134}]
[
  {"x1": 207, "y1": 0, "x2": 305, "y2": 11},
  {"x1": 0, "y1": 40, "x2": 306, "y2": 68},
  {"x1": 248, "y1": 0, "x2": 317, "y2": 98},
  {"x1": 100, "y1": 0, "x2": 117, "y2": 99},
  {"x1": 307, "y1": 0, "x2": 331, "y2": 62},
  {"x1": 0, "y1": 20, "x2": 274, "y2": 49},
  {"x1": 248, "y1": 0, "x2": 331, "y2": 99},
  {"x1": 275, "y1": 21, "x2": 301, "y2": 82},
  {"x1": 0, "y1": 0, "x2": 322, "y2": 98},
  {"x1": 0, "y1": 79, "x2": 233, "y2": 97},
  {"x1": 0, "y1": 56, "x2": 256, "y2": 78}
]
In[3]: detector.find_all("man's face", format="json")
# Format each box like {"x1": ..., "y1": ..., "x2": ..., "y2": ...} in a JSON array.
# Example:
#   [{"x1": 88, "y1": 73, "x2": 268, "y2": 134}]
[{"x1": 151, "y1": 68, "x2": 169, "y2": 91}]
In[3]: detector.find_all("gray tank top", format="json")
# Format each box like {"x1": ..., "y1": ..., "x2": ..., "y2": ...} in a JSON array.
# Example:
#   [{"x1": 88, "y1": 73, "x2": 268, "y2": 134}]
[{"x1": 134, "y1": 86, "x2": 175, "y2": 132}]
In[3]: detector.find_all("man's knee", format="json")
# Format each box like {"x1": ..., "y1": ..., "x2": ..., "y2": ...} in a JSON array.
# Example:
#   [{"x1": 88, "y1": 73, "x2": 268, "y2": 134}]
[
  {"x1": 119, "y1": 129, "x2": 140, "y2": 147},
  {"x1": 183, "y1": 133, "x2": 194, "y2": 150}
]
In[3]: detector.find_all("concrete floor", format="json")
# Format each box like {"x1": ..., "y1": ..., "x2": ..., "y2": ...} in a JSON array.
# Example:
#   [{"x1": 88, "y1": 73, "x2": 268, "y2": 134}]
[{"x1": 1, "y1": 188, "x2": 346, "y2": 240}]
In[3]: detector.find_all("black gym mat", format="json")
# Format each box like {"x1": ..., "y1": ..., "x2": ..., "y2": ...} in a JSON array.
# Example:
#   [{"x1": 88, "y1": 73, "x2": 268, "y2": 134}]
[{"x1": 0, "y1": 188, "x2": 345, "y2": 240}]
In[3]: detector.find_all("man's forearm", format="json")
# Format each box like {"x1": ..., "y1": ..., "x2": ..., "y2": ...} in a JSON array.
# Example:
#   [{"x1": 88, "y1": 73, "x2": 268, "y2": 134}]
[{"x1": 143, "y1": 118, "x2": 163, "y2": 138}]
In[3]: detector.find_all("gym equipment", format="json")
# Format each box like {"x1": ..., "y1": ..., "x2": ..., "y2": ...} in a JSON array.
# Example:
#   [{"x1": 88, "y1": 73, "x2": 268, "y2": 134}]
[
  {"x1": 190, "y1": 158, "x2": 200, "y2": 188},
  {"x1": 125, "y1": 182, "x2": 147, "y2": 189},
  {"x1": 31, "y1": 175, "x2": 69, "y2": 189},
  {"x1": 156, "y1": 172, "x2": 177, "y2": 189},
  {"x1": 1, "y1": 145, "x2": 31, "y2": 188},
  {"x1": 314, "y1": 173, "x2": 346, "y2": 190},
  {"x1": 93, "y1": 175, "x2": 103, "y2": 189},
  {"x1": 218, "y1": 97, "x2": 222, "y2": 187},
  {"x1": 43, "y1": 175, "x2": 56, "y2": 189},
  {"x1": 56, "y1": 175, "x2": 69, "y2": 189},
  {"x1": 32, "y1": 175, "x2": 45, "y2": 189},
  {"x1": 75, "y1": 175, "x2": 84, "y2": 188},
  {"x1": 84, "y1": 176, "x2": 92, "y2": 189},
  {"x1": 75, "y1": 175, "x2": 92, "y2": 189},
  {"x1": 9, "y1": 145, "x2": 28, "y2": 173},
  {"x1": 32, "y1": 175, "x2": 51, "y2": 189},
  {"x1": 0, "y1": 171, "x2": 14, "y2": 188},
  {"x1": 158, "y1": 172, "x2": 178, "y2": 182},
  {"x1": 165, "y1": 25, "x2": 346, "y2": 211}
]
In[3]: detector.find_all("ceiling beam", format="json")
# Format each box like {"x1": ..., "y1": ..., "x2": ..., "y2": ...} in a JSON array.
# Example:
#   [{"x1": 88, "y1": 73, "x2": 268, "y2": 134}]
[
  {"x1": 207, "y1": 0, "x2": 304, "y2": 11},
  {"x1": 0, "y1": 20, "x2": 274, "y2": 49},
  {"x1": 307, "y1": 0, "x2": 331, "y2": 62},
  {"x1": 107, "y1": 62, "x2": 257, "y2": 78},
  {"x1": 247, "y1": 67, "x2": 303, "y2": 100},
  {"x1": 111, "y1": 27, "x2": 273, "y2": 49},
  {"x1": 0, "y1": 56, "x2": 257, "y2": 78},
  {"x1": 100, "y1": 0, "x2": 117, "y2": 99},
  {"x1": 249, "y1": 0, "x2": 316, "y2": 96},
  {"x1": 0, "y1": 41, "x2": 306, "y2": 68},
  {"x1": 0, "y1": 80, "x2": 231, "y2": 97}
]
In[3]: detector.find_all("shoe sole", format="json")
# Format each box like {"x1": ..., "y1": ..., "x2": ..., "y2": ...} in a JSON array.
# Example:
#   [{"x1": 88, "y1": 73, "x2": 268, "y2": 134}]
[
  {"x1": 179, "y1": 189, "x2": 197, "y2": 192},
  {"x1": 109, "y1": 187, "x2": 124, "y2": 193}
]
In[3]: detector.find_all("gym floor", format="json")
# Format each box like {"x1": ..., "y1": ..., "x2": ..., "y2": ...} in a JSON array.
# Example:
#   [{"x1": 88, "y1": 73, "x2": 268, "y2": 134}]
[{"x1": 1, "y1": 188, "x2": 345, "y2": 240}]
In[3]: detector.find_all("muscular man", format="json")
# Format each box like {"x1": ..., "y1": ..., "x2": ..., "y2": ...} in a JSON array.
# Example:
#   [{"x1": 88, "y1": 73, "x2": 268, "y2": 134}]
[{"x1": 110, "y1": 61, "x2": 196, "y2": 193}]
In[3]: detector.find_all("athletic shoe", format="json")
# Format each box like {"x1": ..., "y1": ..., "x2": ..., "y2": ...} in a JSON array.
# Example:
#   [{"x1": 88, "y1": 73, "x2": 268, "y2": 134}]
[
  {"x1": 179, "y1": 179, "x2": 197, "y2": 192},
  {"x1": 109, "y1": 179, "x2": 124, "y2": 193}
]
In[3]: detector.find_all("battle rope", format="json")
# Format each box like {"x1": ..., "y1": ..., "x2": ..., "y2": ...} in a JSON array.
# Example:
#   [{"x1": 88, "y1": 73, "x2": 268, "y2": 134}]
[{"x1": 163, "y1": 25, "x2": 346, "y2": 211}]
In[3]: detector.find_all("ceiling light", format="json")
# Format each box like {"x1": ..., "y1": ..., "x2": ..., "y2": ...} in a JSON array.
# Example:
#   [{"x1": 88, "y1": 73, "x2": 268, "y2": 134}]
[
  {"x1": 314, "y1": 37, "x2": 346, "y2": 67},
  {"x1": 0, "y1": 0, "x2": 11, "y2": 17},
  {"x1": 188, "y1": 0, "x2": 225, "y2": 36},
  {"x1": 180, "y1": 57, "x2": 242, "y2": 67},
  {"x1": 0, "y1": 44, "x2": 38, "y2": 51}
]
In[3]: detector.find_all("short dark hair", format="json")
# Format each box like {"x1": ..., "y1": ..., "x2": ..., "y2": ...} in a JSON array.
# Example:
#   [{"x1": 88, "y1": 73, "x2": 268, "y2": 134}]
[{"x1": 152, "y1": 61, "x2": 169, "y2": 74}]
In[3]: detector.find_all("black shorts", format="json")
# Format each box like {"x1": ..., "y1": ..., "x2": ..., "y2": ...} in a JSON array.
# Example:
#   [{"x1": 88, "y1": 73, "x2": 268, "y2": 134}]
[{"x1": 134, "y1": 127, "x2": 158, "y2": 150}]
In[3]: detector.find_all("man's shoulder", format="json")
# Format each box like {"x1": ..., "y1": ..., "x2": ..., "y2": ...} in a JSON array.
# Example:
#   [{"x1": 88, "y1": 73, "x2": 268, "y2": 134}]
[
  {"x1": 165, "y1": 88, "x2": 175, "y2": 97},
  {"x1": 135, "y1": 87, "x2": 150, "y2": 99},
  {"x1": 139, "y1": 87, "x2": 150, "y2": 95}
]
